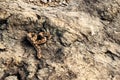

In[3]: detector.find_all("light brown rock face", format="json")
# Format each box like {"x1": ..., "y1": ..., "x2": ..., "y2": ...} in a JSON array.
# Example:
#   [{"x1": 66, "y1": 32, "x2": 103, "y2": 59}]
[{"x1": 0, "y1": 0, "x2": 120, "y2": 80}]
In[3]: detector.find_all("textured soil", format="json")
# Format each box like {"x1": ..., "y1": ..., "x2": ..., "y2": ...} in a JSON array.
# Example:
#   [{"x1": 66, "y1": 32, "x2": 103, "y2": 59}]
[{"x1": 0, "y1": 0, "x2": 120, "y2": 80}]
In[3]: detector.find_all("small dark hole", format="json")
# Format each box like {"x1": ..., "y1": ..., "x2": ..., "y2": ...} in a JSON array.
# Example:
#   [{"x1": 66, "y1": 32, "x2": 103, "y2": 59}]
[
  {"x1": 37, "y1": 35, "x2": 42, "y2": 40},
  {"x1": 105, "y1": 50, "x2": 115, "y2": 60},
  {"x1": 0, "y1": 20, "x2": 7, "y2": 24},
  {"x1": 31, "y1": 34, "x2": 35, "y2": 37},
  {"x1": 31, "y1": 7, "x2": 37, "y2": 10},
  {"x1": 21, "y1": 37, "x2": 33, "y2": 47},
  {"x1": 36, "y1": 14, "x2": 41, "y2": 19},
  {"x1": 16, "y1": 73, "x2": 21, "y2": 80}
]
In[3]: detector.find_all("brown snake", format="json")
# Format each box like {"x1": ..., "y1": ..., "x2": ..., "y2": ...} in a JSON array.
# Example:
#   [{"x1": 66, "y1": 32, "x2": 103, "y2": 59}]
[{"x1": 27, "y1": 32, "x2": 51, "y2": 59}]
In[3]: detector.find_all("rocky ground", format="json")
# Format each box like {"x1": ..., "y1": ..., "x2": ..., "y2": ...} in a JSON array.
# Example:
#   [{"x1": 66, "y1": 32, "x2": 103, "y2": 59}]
[{"x1": 0, "y1": 0, "x2": 120, "y2": 80}]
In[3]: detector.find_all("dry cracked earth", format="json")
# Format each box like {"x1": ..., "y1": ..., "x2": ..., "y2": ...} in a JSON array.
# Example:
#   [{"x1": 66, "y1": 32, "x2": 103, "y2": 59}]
[{"x1": 0, "y1": 0, "x2": 120, "y2": 80}]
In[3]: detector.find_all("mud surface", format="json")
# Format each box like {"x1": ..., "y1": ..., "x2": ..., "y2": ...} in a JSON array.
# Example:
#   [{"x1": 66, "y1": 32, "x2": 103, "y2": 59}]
[{"x1": 0, "y1": 0, "x2": 120, "y2": 80}]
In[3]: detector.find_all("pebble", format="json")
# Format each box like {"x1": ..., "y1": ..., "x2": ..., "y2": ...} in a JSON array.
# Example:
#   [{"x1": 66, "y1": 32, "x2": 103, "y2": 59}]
[{"x1": 5, "y1": 76, "x2": 18, "y2": 80}]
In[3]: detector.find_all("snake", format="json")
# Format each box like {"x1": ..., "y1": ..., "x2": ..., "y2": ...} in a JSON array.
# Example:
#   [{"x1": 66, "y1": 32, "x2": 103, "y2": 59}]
[{"x1": 27, "y1": 32, "x2": 51, "y2": 59}]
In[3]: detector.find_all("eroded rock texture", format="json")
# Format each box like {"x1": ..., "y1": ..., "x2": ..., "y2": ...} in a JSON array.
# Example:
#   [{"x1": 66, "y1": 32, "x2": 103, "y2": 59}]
[{"x1": 0, "y1": 0, "x2": 120, "y2": 80}]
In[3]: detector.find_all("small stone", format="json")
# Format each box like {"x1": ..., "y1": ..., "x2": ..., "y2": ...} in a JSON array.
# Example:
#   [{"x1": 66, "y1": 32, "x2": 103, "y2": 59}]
[
  {"x1": 60, "y1": 32, "x2": 77, "y2": 46},
  {"x1": 5, "y1": 76, "x2": 18, "y2": 80},
  {"x1": 0, "y1": 9, "x2": 10, "y2": 20},
  {"x1": 0, "y1": 42, "x2": 6, "y2": 50},
  {"x1": 37, "y1": 68, "x2": 49, "y2": 80},
  {"x1": 41, "y1": 0, "x2": 48, "y2": 3}
]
